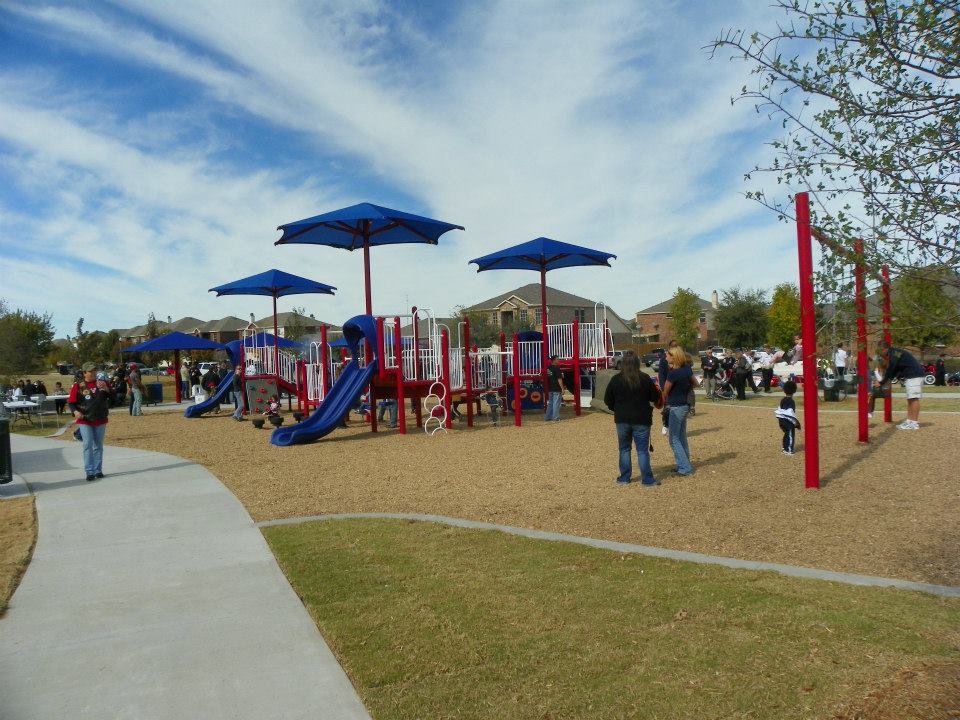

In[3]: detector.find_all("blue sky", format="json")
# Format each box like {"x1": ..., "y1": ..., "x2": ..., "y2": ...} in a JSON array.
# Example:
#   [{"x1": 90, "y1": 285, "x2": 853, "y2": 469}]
[{"x1": 0, "y1": 1, "x2": 802, "y2": 336}]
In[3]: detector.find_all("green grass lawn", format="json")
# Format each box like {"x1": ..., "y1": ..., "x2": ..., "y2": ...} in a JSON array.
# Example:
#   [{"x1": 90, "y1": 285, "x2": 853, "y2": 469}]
[{"x1": 264, "y1": 519, "x2": 960, "y2": 720}]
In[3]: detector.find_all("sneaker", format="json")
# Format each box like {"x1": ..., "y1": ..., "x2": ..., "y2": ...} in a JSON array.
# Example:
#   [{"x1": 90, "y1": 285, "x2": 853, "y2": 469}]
[
  {"x1": 95, "y1": 472, "x2": 104, "y2": 479},
  {"x1": 897, "y1": 420, "x2": 919, "y2": 430},
  {"x1": 867, "y1": 412, "x2": 873, "y2": 419},
  {"x1": 616, "y1": 479, "x2": 631, "y2": 485},
  {"x1": 641, "y1": 480, "x2": 661, "y2": 487},
  {"x1": 85, "y1": 475, "x2": 97, "y2": 482},
  {"x1": 661, "y1": 427, "x2": 668, "y2": 435},
  {"x1": 782, "y1": 450, "x2": 794, "y2": 455}
]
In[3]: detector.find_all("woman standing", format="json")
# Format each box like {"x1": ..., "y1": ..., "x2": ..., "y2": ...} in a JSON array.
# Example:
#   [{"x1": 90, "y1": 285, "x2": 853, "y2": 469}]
[
  {"x1": 68, "y1": 364, "x2": 113, "y2": 482},
  {"x1": 660, "y1": 347, "x2": 699, "y2": 476},
  {"x1": 603, "y1": 352, "x2": 662, "y2": 486}
]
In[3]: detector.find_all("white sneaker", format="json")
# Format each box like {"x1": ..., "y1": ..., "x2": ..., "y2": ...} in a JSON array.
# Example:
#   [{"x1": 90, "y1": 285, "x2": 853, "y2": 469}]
[
  {"x1": 661, "y1": 427, "x2": 668, "y2": 435},
  {"x1": 867, "y1": 412, "x2": 873, "y2": 419},
  {"x1": 897, "y1": 420, "x2": 919, "y2": 430}
]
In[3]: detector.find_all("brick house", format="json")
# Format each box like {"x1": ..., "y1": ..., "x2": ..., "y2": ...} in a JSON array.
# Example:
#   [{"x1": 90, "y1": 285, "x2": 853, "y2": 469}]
[
  {"x1": 464, "y1": 283, "x2": 633, "y2": 345},
  {"x1": 634, "y1": 291, "x2": 719, "y2": 346}
]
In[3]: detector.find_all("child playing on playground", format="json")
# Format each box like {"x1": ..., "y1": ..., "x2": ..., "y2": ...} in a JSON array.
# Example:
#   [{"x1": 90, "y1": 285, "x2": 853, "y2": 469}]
[
  {"x1": 484, "y1": 391, "x2": 500, "y2": 426},
  {"x1": 774, "y1": 380, "x2": 800, "y2": 455},
  {"x1": 263, "y1": 395, "x2": 281, "y2": 417}
]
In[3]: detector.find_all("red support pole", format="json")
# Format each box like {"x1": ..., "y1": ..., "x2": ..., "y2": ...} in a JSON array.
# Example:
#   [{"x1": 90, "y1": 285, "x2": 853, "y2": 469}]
[
  {"x1": 882, "y1": 265, "x2": 893, "y2": 423},
  {"x1": 394, "y1": 316, "x2": 406, "y2": 434},
  {"x1": 362, "y1": 223, "x2": 373, "y2": 315},
  {"x1": 320, "y1": 325, "x2": 330, "y2": 399},
  {"x1": 464, "y1": 316, "x2": 474, "y2": 428},
  {"x1": 572, "y1": 319, "x2": 581, "y2": 416},
  {"x1": 411, "y1": 306, "x2": 420, "y2": 381},
  {"x1": 440, "y1": 328, "x2": 452, "y2": 429},
  {"x1": 272, "y1": 294, "x2": 281, "y2": 390},
  {"x1": 855, "y1": 239, "x2": 869, "y2": 443},
  {"x1": 174, "y1": 349, "x2": 181, "y2": 403},
  {"x1": 540, "y1": 266, "x2": 549, "y2": 392},
  {"x1": 795, "y1": 192, "x2": 820, "y2": 489},
  {"x1": 512, "y1": 333, "x2": 522, "y2": 427}
]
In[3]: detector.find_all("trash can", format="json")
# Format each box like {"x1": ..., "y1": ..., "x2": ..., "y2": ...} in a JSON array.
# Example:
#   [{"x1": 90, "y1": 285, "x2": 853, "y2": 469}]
[
  {"x1": 145, "y1": 382, "x2": 164, "y2": 406},
  {"x1": 0, "y1": 418, "x2": 12, "y2": 485},
  {"x1": 820, "y1": 377, "x2": 841, "y2": 402}
]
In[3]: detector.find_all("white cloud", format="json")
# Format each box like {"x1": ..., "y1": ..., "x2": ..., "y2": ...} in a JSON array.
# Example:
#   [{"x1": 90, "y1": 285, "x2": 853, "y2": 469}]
[{"x1": 0, "y1": 0, "x2": 802, "y2": 336}]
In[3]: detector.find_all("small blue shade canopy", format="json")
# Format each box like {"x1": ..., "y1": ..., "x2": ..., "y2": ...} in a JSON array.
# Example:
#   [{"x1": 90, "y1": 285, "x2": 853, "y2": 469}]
[
  {"x1": 328, "y1": 337, "x2": 349, "y2": 349},
  {"x1": 275, "y1": 202, "x2": 464, "y2": 314},
  {"x1": 208, "y1": 269, "x2": 336, "y2": 298},
  {"x1": 123, "y1": 332, "x2": 225, "y2": 353},
  {"x1": 468, "y1": 237, "x2": 616, "y2": 273},
  {"x1": 243, "y1": 332, "x2": 300, "y2": 350}
]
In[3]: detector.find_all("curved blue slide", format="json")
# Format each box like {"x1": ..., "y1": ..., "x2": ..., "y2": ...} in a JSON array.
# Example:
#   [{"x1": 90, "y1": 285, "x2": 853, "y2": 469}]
[
  {"x1": 184, "y1": 340, "x2": 241, "y2": 418},
  {"x1": 271, "y1": 315, "x2": 379, "y2": 446}
]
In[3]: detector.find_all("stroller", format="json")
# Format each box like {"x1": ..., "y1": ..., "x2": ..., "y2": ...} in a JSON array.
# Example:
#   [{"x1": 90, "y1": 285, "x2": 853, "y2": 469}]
[{"x1": 712, "y1": 369, "x2": 736, "y2": 400}]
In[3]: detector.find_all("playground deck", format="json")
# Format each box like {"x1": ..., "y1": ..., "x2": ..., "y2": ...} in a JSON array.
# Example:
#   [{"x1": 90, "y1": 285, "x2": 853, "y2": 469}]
[{"x1": 93, "y1": 403, "x2": 960, "y2": 586}]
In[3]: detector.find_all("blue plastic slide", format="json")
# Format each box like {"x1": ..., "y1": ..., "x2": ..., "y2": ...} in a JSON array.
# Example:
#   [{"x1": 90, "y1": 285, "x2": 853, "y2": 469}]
[
  {"x1": 184, "y1": 340, "x2": 241, "y2": 418},
  {"x1": 270, "y1": 315, "x2": 378, "y2": 446}
]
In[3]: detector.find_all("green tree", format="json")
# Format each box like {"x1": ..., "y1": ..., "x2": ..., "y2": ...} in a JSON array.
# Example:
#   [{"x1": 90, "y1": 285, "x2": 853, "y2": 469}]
[
  {"x1": 712, "y1": 1, "x2": 960, "y2": 291},
  {"x1": 285, "y1": 307, "x2": 307, "y2": 345},
  {"x1": 714, "y1": 287, "x2": 768, "y2": 349},
  {"x1": 891, "y1": 267, "x2": 959, "y2": 354},
  {"x1": 668, "y1": 288, "x2": 700, "y2": 349},
  {"x1": 766, "y1": 283, "x2": 800, "y2": 349},
  {"x1": 452, "y1": 305, "x2": 499, "y2": 347},
  {"x1": 0, "y1": 301, "x2": 56, "y2": 375},
  {"x1": 98, "y1": 330, "x2": 121, "y2": 363}
]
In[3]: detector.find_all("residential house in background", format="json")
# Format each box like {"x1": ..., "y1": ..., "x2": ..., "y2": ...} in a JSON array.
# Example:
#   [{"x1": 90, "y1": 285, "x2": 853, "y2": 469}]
[
  {"x1": 114, "y1": 311, "x2": 339, "y2": 345},
  {"x1": 634, "y1": 291, "x2": 718, "y2": 346},
  {"x1": 463, "y1": 283, "x2": 633, "y2": 346}
]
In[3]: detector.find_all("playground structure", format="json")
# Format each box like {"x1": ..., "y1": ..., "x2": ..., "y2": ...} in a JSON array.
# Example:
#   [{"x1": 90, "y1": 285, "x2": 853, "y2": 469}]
[{"x1": 260, "y1": 303, "x2": 615, "y2": 444}]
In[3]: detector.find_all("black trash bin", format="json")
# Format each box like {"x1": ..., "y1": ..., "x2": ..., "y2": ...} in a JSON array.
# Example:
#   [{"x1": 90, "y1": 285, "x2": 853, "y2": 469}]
[
  {"x1": 145, "y1": 382, "x2": 163, "y2": 406},
  {"x1": 0, "y1": 418, "x2": 12, "y2": 485}
]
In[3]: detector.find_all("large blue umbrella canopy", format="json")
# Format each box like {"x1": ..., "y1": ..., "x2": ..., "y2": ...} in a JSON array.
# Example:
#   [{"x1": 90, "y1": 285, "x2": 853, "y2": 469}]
[
  {"x1": 209, "y1": 268, "x2": 335, "y2": 378},
  {"x1": 274, "y1": 202, "x2": 464, "y2": 314},
  {"x1": 468, "y1": 236, "x2": 616, "y2": 329},
  {"x1": 122, "y1": 332, "x2": 225, "y2": 353}
]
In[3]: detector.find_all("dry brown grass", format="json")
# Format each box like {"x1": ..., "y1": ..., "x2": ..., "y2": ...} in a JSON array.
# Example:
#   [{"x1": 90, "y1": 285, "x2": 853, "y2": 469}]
[
  {"x1": 92, "y1": 400, "x2": 960, "y2": 586},
  {"x1": 0, "y1": 497, "x2": 36, "y2": 616}
]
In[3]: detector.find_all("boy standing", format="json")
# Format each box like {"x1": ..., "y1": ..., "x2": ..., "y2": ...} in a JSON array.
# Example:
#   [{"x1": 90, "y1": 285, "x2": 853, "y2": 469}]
[
  {"x1": 775, "y1": 380, "x2": 800, "y2": 455},
  {"x1": 834, "y1": 343, "x2": 848, "y2": 379}
]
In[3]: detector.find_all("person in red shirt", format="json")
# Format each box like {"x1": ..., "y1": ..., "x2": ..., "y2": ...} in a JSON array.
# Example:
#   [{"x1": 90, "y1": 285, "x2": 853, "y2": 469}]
[{"x1": 68, "y1": 363, "x2": 113, "y2": 481}]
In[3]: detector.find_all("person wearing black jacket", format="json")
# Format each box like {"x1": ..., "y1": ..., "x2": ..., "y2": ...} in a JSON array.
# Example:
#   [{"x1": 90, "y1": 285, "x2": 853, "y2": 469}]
[
  {"x1": 700, "y1": 349, "x2": 719, "y2": 400},
  {"x1": 935, "y1": 354, "x2": 946, "y2": 386},
  {"x1": 68, "y1": 364, "x2": 114, "y2": 482},
  {"x1": 604, "y1": 352, "x2": 662, "y2": 486},
  {"x1": 732, "y1": 349, "x2": 750, "y2": 400}
]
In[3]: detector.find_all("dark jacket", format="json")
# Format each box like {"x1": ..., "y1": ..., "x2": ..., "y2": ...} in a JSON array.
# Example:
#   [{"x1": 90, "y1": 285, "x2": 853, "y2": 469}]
[
  {"x1": 880, "y1": 347, "x2": 925, "y2": 383},
  {"x1": 68, "y1": 381, "x2": 112, "y2": 426},
  {"x1": 700, "y1": 355, "x2": 718, "y2": 378},
  {"x1": 604, "y1": 372, "x2": 660, "y2": 425}
]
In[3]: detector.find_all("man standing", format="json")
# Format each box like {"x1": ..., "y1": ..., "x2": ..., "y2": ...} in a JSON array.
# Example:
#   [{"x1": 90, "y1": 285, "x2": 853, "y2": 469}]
[
  {"x1": 877, "y1": 340, "x2": 925, "y2": 430},
  {"x1": 733, "y1": 349, "x2": 750, "y2": 400},
  {"x1": 834, "y1": 343, "x2": 848, "y2": 380},
  {"x1": 700, "y1": 348, "x2": 718, "y2": 400},
  {"x1": 757, "y1": 345, "x2": 775, "y2": 392},
  {"x1": 127, "y1": 363, "x2": 143, "y2": 416},
  {"x1": 180, "y1": 362, "x2": 190, "y2": 399},
  {"x1": 934, "y1": 354, "x2": 947, "y2": 386},
  {"x1": 68, "y1": 364, "x2": 113, "y2": 481},
  {"x1": 743, "y1": 349, "x2": 761, "y2": 393},
  {"x1": 544, "y1": 355, "x2": 566, "y2": 422}
]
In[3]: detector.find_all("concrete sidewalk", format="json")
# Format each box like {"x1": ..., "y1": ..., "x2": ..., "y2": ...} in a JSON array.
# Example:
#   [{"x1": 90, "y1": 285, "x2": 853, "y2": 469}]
[{"x1": 0, "y1": 434, "x2": 370, "y2": 720}]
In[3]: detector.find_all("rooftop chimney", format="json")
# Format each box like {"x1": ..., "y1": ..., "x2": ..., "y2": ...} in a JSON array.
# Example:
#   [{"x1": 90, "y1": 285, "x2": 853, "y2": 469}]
[
  {"x1": 711, "y1": 290, "x2": 719, "y2": 309},
  {"x1": 250, "y1": 313, "x2": 255, "y2": 322},
  {"x1": 167, "y1": 315, "x2": 172, "y2": 324}
]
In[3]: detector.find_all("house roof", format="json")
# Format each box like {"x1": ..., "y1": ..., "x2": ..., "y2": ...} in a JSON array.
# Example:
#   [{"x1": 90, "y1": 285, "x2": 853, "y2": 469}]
[
  {"x1": 399, "y1": 317, "x2": 459, "y2": 335},
  {"x1": 166, "y1": 316, "x2": 205, "y2": 333},
  {"x1": 253, "y1": 312, "x2": 340, "y2": 330},
  {"x1": 203, "y1": 315, "x2": 247, "y2": 332},
  {"x1": 636, "y1": 296, "x2": 714, "y2": 314},
  {"x1": 466, "y1": 283, "x2": 631, "y2": 334}
]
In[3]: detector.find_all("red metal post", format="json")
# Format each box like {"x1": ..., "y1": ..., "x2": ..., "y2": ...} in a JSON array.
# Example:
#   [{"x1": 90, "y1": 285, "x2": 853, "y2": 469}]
[
  {"x1": 362, "y1": 222, "x2": 373, "y2": 315},
  {"x1": 394, "y1": 316, "x2": 406, "y2": 434},
  {"x1": 512, "y1": 333, "x2": 522, "y2": 427},
  {"x1": 440, "y1": 327, "x2": 452, "y2": 429},
  {"x1": 881, "y1": 265, "x2": 893, "y2": 423},
  {"x1": 272, "y1": 294, "x2": 281, "y2": 391},
  {"x1": 795, "y1": 192, "x2": 820, "y2": 489},
  {"x1": 411, "y1": 306, "x2": 420, "y2": 380},
  {"x1": 320, "y1": 325, "x2": 330, "y2": 399},
  {"x1": 572, "y1": 319, "x2": 581, "y2": 416},
  {"x1": 604, "y1": 319, "x2": 610, "y2": 366},
  {"x1": 463, "y1": 316, "x2": 474, "y2": 428},
  {"x1": 540, "y1": 265, "x2": 549, "y2": 392},
  {"x1": 854, "y1": 239, "x2": 869, "y2": 443},
  {"x1": 174, "y1": 349, "x2": 182, "y2": 403}
]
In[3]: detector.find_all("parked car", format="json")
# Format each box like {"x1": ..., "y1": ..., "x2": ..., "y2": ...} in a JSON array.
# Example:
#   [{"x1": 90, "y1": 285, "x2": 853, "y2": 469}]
[
  {"x1": 57, "y1": 363, "x2": 75, "y2": 376},
  {"x1": 609, "y1": 350, "x2": 625, "y2": 368},
  {"x1": 642, "y1": 348, "x2": 665, "y2": 367},
  {"x1": 198, "y1": 361, "x2": 219, "y2": 377}
]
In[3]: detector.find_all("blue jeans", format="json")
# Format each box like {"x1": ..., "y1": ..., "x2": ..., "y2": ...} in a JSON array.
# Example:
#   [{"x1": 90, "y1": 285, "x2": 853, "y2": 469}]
[
  {"x1": 78, "y1": 423, "x2": 106, "y2": 477},
  {"x1": 668, "y1": 405, "x2": 693, "y2": 475},
  {"x1": 545, "y1": 391, "x2": 562, "y2": 421},
  {"x1": 615, "y1": 423, "x2": 654, "y2": 484},
  {"x1": 130, "y1": 388, "x2": 142, "y2": 416}
]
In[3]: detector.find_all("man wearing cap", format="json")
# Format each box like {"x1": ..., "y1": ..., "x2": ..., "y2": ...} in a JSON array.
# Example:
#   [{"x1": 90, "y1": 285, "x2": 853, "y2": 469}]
[{"x1": 68, "y1": 364, "x2": 114, "y2": 481}]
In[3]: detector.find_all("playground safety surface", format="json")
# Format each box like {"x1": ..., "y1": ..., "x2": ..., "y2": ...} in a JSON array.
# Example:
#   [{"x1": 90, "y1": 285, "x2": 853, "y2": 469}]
[{"x1": 95, "y1": 402, "x2": 960, "y2": 586}]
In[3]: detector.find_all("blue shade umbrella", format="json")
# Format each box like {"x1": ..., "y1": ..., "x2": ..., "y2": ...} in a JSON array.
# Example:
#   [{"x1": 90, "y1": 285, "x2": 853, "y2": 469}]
[
  {"x1": 123, "y1": 332, "x2": 227, "y2": 404},
  {"x1": 210, "y1": 269, "x2": 335, "y2": 380},
  {"x1": 242, "y1": 332, "x2": 300, "y2": 350},
  {"x1": 275, "y1": 202, "x2": 465, "y2": 314},
  {"x1": 468, "y1": 237, "x2": 616, "y2": 333}
]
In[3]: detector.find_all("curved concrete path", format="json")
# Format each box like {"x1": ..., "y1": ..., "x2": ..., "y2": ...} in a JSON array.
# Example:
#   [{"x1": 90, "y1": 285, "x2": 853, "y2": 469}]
[{"x1": 0, "y1": 434, "x2": 370, "y2": 720}]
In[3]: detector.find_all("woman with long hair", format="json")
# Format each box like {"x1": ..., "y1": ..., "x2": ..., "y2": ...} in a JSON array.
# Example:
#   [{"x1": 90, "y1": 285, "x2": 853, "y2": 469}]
[
  {"x1": 603, "y1": 351, "x2": 662, "y2": 485},
  {"x1": 660, "y1": 347, "x2": 699, "y2": 476}
]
